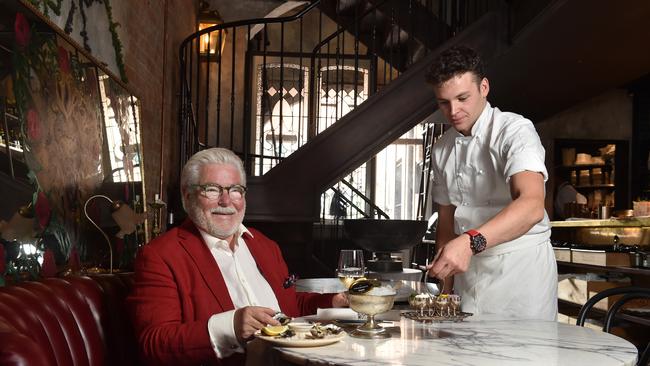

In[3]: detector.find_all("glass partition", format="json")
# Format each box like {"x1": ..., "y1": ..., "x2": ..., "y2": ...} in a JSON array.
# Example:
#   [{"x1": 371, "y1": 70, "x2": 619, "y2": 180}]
[{"x1": 0, "y1": 0, "x2": 147, "y2": 280}]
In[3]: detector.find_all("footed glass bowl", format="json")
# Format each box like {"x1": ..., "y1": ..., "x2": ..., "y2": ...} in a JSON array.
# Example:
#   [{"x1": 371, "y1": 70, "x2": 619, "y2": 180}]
[{"x1": 347, "y1": 285, "x2": 396, "y2": 339}]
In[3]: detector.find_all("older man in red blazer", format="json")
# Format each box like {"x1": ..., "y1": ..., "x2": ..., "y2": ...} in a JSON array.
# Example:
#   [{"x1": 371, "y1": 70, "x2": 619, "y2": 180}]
[{"x1": 128, "y1": 148, "x2": 347, "y2": 366}]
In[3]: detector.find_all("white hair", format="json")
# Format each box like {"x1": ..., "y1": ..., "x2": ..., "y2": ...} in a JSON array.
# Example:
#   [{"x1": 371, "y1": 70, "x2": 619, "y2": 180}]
[{"x1": 180, "y1": 148, "x2": 246, "y2": 210}]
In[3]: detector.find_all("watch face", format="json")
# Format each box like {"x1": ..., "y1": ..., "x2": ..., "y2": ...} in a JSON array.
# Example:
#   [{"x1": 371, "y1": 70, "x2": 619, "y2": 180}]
[{"x1": 470, "y1": 233, "x2": 487, "y2": 254}]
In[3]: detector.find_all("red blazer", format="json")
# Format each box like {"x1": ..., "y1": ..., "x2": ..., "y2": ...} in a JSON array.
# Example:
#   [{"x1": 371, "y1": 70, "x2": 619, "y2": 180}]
[{"x1": 127, "y1": 219, "x2": 334, "y2": 366}]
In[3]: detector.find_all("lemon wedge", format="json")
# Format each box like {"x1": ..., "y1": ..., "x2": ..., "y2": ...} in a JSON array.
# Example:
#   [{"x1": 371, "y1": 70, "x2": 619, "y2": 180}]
[{"x1": 261, "y1": 325, "x2": 289, "y2": 336}]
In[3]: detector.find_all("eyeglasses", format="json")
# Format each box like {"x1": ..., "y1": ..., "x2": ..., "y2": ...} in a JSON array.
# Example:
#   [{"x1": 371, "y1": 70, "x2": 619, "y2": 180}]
[{"x1": 191, "y1": 183, "x2": 247, "y2": 201}]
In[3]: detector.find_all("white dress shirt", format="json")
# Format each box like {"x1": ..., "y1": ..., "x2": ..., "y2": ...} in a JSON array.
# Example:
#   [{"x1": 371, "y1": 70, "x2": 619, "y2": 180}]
[{"x1": 200, "y1": 225, "x2": 281, "y2": 359}]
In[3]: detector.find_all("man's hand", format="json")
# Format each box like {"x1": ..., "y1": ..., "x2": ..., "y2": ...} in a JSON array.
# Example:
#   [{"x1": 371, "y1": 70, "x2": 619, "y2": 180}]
[
  {"x1": 233, "y1": 306, "x2": 278, "y2": 342},
  {"x1": 332, "y1": 292, "x2": 349, "y2": 307},
  {"x1": 427, "y1": 234, "x2": 473, "y2": 280}
]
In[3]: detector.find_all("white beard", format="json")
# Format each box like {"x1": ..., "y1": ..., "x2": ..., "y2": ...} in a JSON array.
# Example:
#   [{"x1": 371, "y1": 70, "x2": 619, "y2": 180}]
[{"x1": 189, "y1": 199, "x2": 245, "y2": 239}]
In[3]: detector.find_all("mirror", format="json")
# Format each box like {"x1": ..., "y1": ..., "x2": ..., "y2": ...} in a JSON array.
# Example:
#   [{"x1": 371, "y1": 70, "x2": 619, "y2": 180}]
[{"x1": 0, "y1": 0, "x2": 147, "y2": 279}]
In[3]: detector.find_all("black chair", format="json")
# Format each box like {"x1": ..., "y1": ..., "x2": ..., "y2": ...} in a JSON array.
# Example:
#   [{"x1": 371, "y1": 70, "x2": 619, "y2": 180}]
[{"x1": 576, "y1": 286, "x2": 650, "y2": 366}]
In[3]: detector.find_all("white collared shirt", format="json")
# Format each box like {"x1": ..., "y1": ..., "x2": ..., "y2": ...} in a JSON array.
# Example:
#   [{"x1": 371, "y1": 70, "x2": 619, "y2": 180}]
[
  {"x1": 431, "y1": 102, "x2": 551, "y2": 255},
  {"x1": 201, "y1": 225, "x2": 280, "y2": 358}
]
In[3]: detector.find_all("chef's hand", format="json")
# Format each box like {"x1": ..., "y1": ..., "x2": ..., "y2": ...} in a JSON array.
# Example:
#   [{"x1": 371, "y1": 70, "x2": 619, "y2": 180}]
[
  {"x1": 233, "y1": 306, "x2": 278, "y2": 342},
  {"x1": 427, "y1": 234, "x2": 473, "y2": 280}
]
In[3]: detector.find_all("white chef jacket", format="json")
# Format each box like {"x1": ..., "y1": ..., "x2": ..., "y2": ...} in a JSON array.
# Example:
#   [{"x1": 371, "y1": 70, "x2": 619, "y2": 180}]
[{"x1": 431, "y1": 102, "x2": 557, "y2": 320}]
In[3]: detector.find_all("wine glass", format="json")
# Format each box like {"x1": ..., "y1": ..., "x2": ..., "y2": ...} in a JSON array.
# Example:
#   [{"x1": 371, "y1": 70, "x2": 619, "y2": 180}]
[{"x1": 337, "y1": 249, "x2": 365, "y2": 289}]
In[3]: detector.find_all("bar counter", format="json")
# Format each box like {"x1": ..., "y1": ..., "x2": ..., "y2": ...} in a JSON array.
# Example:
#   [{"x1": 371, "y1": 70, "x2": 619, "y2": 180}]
[{"x1": 550, "y1": 217, "x2": 650, "y2": 228}]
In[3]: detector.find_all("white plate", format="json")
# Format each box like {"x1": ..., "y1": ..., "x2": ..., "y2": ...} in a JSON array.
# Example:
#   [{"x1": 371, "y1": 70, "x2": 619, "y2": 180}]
[{"x1": 254, "y1": 331, "x2": 345, "y2": 347}]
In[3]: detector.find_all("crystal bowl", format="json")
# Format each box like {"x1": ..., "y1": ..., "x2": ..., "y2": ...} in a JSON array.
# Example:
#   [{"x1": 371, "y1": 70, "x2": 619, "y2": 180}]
[{"x1": 348, "y1": 292, "x2": 396, "y2": 316}]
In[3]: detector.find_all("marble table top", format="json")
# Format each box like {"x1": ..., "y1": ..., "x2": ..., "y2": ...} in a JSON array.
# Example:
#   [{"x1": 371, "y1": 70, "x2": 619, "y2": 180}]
[{"x1": 259, "y1": 312, "x2": 638, "y2": 366}]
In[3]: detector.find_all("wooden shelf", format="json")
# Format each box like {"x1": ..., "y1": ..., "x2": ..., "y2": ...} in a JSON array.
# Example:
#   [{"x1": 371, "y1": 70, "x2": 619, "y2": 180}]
[
  {"x1": 553, "y1": 139, "x2": 628, "y2": 217},
  {"x1": 558, "y1": 299, "x2": 650, "y2": 327},
  {"x1": 557, "y1": 260, "x2": 650, "y2": 276},
  {"x1": 560, "y1": 163, "x2": 611, "y2": 169},
  {"x1": 575, "y1": 184, "x2": 615, "y2": 189}
]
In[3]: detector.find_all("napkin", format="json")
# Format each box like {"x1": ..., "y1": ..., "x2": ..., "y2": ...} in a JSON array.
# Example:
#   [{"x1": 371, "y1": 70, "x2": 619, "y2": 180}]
[{"x1": 316, "y1": 308, "x2": 359, "y2": 320}]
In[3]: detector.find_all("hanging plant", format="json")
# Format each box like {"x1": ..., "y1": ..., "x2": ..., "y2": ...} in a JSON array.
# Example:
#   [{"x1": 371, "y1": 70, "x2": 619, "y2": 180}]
[
  {"x1": 103, "y1": 0, "x2": 127, "y2": 82},
  {"x1": 28, "y1": 0, "x2": 63, "y2": 17},
  {"x1": 26, "y1": 0, "x2": 128, "y2": 82}
]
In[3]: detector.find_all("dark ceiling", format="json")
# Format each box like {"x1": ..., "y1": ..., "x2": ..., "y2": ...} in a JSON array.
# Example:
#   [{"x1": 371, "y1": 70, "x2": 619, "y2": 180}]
[{"x1": 488, "y1": 0, "x2": 650, "y2": 122}]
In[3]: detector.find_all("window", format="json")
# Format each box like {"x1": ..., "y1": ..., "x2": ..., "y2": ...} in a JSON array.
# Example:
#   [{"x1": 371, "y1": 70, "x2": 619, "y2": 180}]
[
  {"x1": 374, "y1": 125, "x2": 425, "y2": 220},
  {"x1": 98, "y1": 74, "x2": 142, "y2": 182},
  {"x1": 254, "y1": 63, "x2": 309, "y2": 175},
  {"x1": 252, "y1": 61, "x2": 425, "y2": 221},
  {"x1": 318, "y1": 66, "x2": 369, "y2": 219}
]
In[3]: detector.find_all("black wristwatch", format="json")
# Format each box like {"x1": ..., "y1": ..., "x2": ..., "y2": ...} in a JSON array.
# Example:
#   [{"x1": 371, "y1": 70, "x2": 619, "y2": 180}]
[{"x1": 465, "y1": 229, "x2": 487, "y2": 254}]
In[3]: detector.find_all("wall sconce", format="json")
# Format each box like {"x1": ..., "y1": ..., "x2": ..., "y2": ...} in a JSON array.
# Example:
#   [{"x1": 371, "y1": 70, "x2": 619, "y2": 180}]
[
  {"x1": 198, "y1": 0, "x2": 227, "y2": 59},
  {"x1": 0, "y1": 203, "x2": 35, "y2": 243},
  {"x1": 83, "y1": 195, "x2": 146, "y2": 273}
]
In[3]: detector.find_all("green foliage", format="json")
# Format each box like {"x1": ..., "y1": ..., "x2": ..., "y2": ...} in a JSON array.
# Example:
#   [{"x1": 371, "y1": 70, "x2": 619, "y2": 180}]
[
  {"x1": 28, "y1": 0, "x2": 63, "y2": 16},
  {"x1": 27, "y1": 0, "x2": 127, "y2": 82},
  {"x1": 11, "y1": 16, "x2": 67, "y2": 275},
  {"x1": 103, "y1": 0, "x2": 127, "y2": 82}
]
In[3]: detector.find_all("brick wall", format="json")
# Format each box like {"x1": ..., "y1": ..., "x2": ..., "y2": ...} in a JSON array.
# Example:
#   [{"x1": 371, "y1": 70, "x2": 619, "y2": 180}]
[{"x1": 112, "y1": 0, "x2": 197, "y2": 209}]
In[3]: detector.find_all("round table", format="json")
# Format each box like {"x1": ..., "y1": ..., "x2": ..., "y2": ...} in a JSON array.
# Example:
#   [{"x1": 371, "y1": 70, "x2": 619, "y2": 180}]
[{"x1": 263, "y1": 313, "x2": 638, "y2": 366}]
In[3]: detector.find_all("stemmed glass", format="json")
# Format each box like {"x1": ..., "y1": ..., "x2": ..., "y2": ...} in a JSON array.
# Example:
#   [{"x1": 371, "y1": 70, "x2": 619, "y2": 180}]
[
  {"x1": 449, "y1": 295, "x2": 462, "y2": 316},
  {"x1": 408, "y1": 293, "x2": 431, "y2": 317},
  {"x1": 435, "y1": 295, "x2": 450, "y2": 317},
  {"x1": 337, "y1": 249, "x2": 365, "y2": 289}
]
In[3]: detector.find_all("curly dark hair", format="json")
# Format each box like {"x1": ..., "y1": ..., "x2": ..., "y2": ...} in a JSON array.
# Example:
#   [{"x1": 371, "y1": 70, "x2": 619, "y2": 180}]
[{"x1": 425, "y1": 45, "x2": 485, "y2": 87}]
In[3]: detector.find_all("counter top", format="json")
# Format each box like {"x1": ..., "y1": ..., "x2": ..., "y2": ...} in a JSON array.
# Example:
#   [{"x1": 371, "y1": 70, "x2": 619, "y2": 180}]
[{"x1": 551, "y1": 217, "x2": 650, "y2": 228}]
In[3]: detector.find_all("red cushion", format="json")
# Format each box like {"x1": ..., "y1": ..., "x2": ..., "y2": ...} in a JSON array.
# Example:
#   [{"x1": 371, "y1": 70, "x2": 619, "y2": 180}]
[{"x1": 0, "y1": 274, "x2": 136, "y2": 366}]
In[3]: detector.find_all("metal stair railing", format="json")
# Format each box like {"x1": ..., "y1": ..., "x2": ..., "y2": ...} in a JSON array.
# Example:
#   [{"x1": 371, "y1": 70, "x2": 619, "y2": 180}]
[
  {"x1": 416, "y1": 121, "x2": 447, "y2": 220},
  {"x1": 326, "y1": 178, "x2": 390, "y2": 220},
  {"x1": 179, "y1": 0, "x2": 496, "y2": 174},
  {"x1": 179, "y1": 0, "x2": 500, "y2": 225}
]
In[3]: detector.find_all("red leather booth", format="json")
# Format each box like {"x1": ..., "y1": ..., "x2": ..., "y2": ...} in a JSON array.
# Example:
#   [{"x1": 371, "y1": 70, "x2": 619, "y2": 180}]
[{"x1": 0, "y1": 273, "x2": 137, "y2": 365}]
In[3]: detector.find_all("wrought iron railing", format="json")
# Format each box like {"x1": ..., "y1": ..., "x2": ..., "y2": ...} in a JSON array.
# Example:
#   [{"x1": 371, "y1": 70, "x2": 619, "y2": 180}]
[{"x1": 179, "y1": 0, "x2": 498, "y2": 218}]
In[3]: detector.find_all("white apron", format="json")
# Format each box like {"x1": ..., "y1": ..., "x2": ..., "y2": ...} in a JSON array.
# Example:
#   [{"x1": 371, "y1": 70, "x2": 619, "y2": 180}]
[{"x1": 455, "y1": 239, "x2": 558, "y2": 320}]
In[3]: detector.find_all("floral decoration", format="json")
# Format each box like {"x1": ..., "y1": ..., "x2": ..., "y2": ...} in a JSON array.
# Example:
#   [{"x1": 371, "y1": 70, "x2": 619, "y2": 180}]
[
  {"x1": 40, "y1": 248, "x2": 57, "y2": 277},
  {"x1": 14, "y1": 12, "x2": 30, "y2": 49},
  {"x1": 26, "y1": 108, "x2": 41, "y2": 140},
  {"x1": 35, "y1": 191, "x2": 51, "y2": 229},
  {"x1": 57, "y1": 45, "x2": 71, "y2": 74}
]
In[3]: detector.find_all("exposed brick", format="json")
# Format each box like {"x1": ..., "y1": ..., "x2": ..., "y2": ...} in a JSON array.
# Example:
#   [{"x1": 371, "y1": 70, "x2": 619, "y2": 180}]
[{"x1": 108, "y1": 0, "x2": 197, "y2": 204}]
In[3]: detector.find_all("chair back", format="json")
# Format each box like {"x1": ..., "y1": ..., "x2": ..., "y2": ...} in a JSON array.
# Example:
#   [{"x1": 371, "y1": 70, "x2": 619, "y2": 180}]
[{"x1": 576, "y1": 286, "x2": 650, "y2": 366}]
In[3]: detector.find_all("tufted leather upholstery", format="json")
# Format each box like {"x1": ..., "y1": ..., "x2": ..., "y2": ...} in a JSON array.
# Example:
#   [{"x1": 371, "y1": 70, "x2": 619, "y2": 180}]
[{"x1": 0, "y1": 273, "x2": 137, "y2": 366}]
